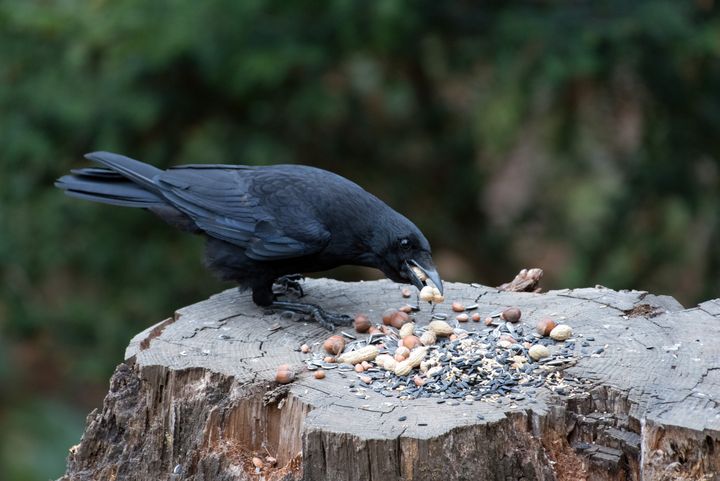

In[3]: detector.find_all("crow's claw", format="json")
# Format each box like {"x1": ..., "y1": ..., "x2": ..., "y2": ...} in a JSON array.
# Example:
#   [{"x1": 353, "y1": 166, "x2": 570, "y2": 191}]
[
  {"x1": 268, "y1": 301, "x2": 353, "y2": 330},
  {"x1": 273, "y1": 274, "x2": 306, "y2": 298}
]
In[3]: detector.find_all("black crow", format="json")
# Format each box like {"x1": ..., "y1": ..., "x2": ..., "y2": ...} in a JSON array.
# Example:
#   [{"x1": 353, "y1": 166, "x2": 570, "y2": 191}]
[{"x1": 55, "y1": 152, "x2": 443, "y2": 329}]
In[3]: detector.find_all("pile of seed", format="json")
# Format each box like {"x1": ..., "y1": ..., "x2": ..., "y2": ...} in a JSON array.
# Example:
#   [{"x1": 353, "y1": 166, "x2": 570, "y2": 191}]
[{"x1": 301, "y1": 304, "x2": 605, "y2": 404}]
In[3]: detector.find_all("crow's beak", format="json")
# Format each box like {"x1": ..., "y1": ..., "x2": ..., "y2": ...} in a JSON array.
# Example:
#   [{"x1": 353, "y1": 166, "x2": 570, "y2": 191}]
[{"x1": 405, "y1": 259, "x2": 443, "y2": 295}]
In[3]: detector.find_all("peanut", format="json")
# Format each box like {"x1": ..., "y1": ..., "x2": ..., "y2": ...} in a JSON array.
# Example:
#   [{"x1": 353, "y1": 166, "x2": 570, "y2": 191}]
[
  {"x1": 394, "y1": 346, "x2": 428, "y2": 376},
  {"x1": 428, "y1": 320, "x2": 454, "y2": 337},
  {"x1": 337, "y1": 345, "x2": 378, "y2": 365}
]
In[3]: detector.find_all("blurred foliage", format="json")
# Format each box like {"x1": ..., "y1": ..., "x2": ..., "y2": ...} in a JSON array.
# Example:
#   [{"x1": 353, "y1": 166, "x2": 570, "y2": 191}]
[{"x1": 1, "y1": 1, "x2": 719, "y2": 479}]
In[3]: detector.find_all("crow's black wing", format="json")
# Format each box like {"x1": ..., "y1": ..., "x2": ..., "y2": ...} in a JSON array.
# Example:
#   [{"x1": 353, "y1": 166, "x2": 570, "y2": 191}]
[{"x1": 157, "y1": 166, "x2": 331, "y2": 261}]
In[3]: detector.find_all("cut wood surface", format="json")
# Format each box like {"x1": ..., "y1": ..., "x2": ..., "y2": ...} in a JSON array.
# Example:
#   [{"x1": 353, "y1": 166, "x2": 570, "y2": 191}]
[{"x1": 61, "y1": 279, "x2": 720, "y2": 481}]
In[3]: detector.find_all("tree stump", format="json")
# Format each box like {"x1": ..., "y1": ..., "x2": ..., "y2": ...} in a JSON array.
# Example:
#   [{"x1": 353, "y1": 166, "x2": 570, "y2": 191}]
[{"x1": 61, "y1": 279, "x2": 720, "y2": 481}]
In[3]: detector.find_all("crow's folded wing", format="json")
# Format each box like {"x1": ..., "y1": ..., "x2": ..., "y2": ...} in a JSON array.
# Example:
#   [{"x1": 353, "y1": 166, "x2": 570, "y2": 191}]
[{"x1": 157, "y1": 166, "x2": 331, "y2": 261}]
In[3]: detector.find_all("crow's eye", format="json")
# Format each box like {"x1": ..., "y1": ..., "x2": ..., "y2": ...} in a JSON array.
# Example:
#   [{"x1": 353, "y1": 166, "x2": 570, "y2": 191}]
[{"x1": 400, "y1": 238, "x2": 411, "y2": 250}]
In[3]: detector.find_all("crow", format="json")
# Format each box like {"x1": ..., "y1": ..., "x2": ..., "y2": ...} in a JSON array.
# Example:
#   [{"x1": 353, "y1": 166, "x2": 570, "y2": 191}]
[{"x1": 55, "y1": 152, "x2": 443, "y2": 329}]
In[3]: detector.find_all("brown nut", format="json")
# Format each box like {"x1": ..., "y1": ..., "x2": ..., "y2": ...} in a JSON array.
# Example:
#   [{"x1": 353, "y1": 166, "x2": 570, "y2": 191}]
[
  {"x1": 456, "y1": 313, "x2": 469, "y2": 322},
  {"x1": 275, "y1": 368, "x2": 295, "y2": 384},
  {"x1": 323, "y1": 356, "x2": 336, "y2": 363},
  {"x1": 501, "y1": 307, "x2": 522, "y2": 323},
  {"x1": 314, "y1": 370, "x2": 326, "y2": 379},
  {"x1": 484, "y1": 316, "x2": 495, "y2": 326},
  {"x1": 323, "y1": 335, "x2": 346, "y2": 355},
  {"x1": 452, "y1": 302, "x2": 465, "y2": 312},
  {"x1": 471, "y1": 312, "x2": 481, "y2": 322},
  {"x1": 390, "y1": 311, "x2": 410, "y2": 329},
  {"x1": 536, "y1": 318, "x2": 557, "y2": 337},
  {"x1": 300, "y1": 344, "x2": 311, "y2": 353},
  {"x1": 382, "y1": 308, "x2": 397, "y2": 325},
  {"x1": 354, "y1": 364, "x2": 365, "y2": 373},
  {"x1": 402, "y1": 335, "x2": 421, "y2": 349},
  {"x1": 353, "y1": 314, "x2": 371, "y2": 333}
]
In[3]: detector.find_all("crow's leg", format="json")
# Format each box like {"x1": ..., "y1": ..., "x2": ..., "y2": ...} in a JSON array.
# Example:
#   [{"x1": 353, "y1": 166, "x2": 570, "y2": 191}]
[
  {"x1": 252, "y1": 283, "x2": 352, "y2": 330},
  {"x1": 272, "y1": 274, "x2": 305, "y2": 298},
  {"x1": 267, "y1": 301, "x2": 353, "y2": 331}
]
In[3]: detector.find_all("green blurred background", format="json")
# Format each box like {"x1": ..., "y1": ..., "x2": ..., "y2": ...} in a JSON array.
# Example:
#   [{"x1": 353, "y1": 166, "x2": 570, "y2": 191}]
[{"x1": 1, "y1": 1, "x2": 719, "y2": 479}]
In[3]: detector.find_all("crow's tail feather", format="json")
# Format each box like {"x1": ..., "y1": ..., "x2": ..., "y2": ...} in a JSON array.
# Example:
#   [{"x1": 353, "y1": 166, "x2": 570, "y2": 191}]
[
  {"x1": 83, "y1": 151, "x2": 162, "y2": 192},
  {"x1": 55, "y1": 167, "x2": 166, "y2": 208}
]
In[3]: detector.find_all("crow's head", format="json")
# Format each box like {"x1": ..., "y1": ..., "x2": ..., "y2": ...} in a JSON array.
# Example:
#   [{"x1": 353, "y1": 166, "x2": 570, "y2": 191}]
[{"x1": 373, "y1": 216, "x2": 443, "y2": 295}]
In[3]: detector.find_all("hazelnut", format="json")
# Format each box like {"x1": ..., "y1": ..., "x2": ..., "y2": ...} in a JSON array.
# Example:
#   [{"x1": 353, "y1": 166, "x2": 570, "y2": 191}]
[
  {"x1": 402, "y1": 335, "x2": 421, "y2": 349},
  {"x1": 452, "y1": 302, "x2": 465, "y2": 312},
  {"x1": 390, "y1": 311, "x2": 410, "y2": 329},
  {"x1": 501, "y1": 307, "x2": 522, "y2": 323},
  {"x1": 471, "y1": 313, "x2": 481, "y2": 322},
  {"x1": 536, "y1": 318, "x2": 557, "y2": 337},
  {"x1": 275, "y1": 367, "x2": 294, "y2": 384},
  {"x1": 300, "y1": 344, "x2": 311, "y2": 353},
  {"x1": 456, "y1": 313, "x2": 469, "y2": 322},
  {"x1": 314, "y1": 370, "x2": 326, "y2": 379},
  {"x1": 382, "y1": 308, "x2": 397, "y2": 325},
  {"x1": 323, "y1": 335, "x2": 346, "y2": 355},
  {"x1": 353, "y1": 314, "x2": 371, "y2": 333}
]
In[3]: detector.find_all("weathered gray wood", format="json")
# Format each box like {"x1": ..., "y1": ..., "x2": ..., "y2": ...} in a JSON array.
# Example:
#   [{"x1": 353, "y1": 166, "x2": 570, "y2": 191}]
[{"x1": 61, "y1": 279, "x2": 720, "y2": 481}]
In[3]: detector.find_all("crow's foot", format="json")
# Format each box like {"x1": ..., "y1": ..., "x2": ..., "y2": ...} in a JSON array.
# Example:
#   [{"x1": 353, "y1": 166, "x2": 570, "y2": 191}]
[
  {"x1": 273, "y1": 274, "x2": 305, "y2": 298},
  {"x1": 268, "y1": 301, "x2": 352, "y2": 330}
]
